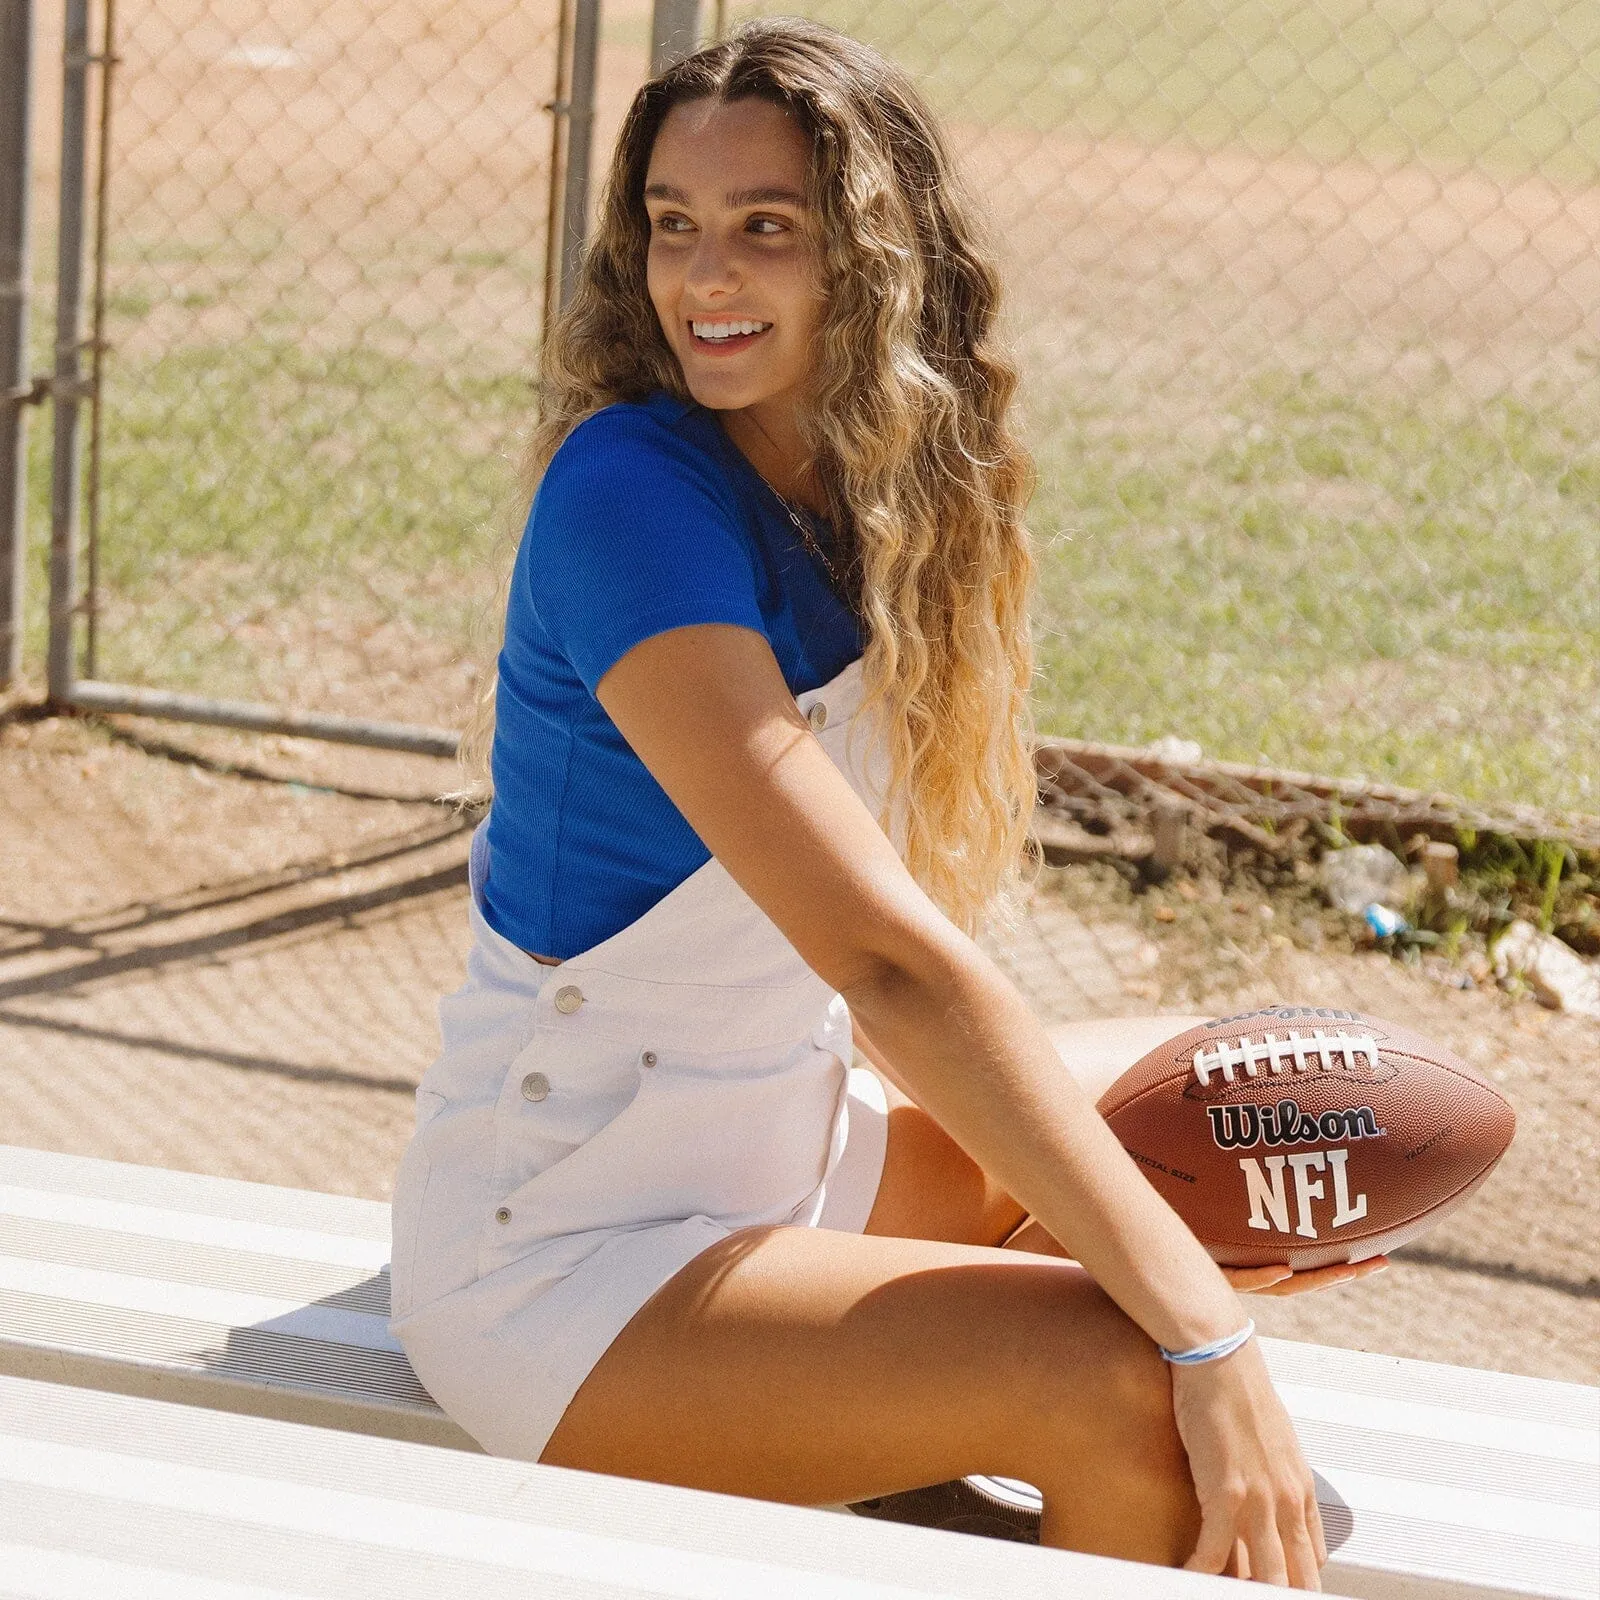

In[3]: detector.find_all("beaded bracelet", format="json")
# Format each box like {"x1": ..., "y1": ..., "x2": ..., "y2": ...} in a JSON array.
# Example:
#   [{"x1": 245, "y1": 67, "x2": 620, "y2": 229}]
[{"x1": 1159, "y1": 1318, "x2": 1256, "y2": 1366}]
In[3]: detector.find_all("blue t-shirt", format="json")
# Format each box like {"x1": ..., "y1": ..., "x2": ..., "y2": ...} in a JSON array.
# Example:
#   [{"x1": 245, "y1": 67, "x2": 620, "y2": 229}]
[{"x1": 480, "y1": 391, "x2": 863, "y2": 959}]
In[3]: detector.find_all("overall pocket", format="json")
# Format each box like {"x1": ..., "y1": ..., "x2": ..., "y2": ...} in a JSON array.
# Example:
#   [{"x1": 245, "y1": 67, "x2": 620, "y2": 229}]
[
  {"x1": 478, "y1": 1028, "x2": 849, "y2": 1276},
  {"x1": 618, "y1": 1034, "x2": 848, "y2": 1229},
  {"x1": 478, "y1": 1016, "x2": 647, "y2": 1265}
]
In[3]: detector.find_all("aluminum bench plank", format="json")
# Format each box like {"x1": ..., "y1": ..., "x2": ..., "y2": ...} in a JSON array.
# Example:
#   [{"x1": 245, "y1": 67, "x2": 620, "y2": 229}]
[
  {"x1": 2, "y1": 1145, "x2": 1596, "y2": 1600},
  {"x1": 0, "y1": 1374, "x2": 1246, "y2": 1600},
  {"x1": 0, "y1": 1145, "x2": 466, "y2": 1448}
]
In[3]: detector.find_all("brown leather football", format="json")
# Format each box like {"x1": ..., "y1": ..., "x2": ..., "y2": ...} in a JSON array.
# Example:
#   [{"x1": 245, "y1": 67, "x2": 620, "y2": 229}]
[{"x1": 1096, "y1": 1003, "x2": 1516, "y2": 1269}]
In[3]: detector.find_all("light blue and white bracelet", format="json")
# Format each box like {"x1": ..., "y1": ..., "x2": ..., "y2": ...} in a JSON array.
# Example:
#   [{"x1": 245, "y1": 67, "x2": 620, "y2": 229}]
[{"x1": 1159, "y1": 1319, "x2": 1256, "y2": 1366}]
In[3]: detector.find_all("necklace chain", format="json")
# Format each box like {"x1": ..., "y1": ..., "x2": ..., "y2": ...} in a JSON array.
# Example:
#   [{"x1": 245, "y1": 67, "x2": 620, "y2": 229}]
[{"x1": 770, "y1": 486, "x2": 837, "y2": 583}]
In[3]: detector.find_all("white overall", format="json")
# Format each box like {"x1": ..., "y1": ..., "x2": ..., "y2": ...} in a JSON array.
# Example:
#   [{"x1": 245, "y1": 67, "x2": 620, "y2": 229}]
[{"x1": 389, "y1": 657, "x2": 893, "y2": 1460}]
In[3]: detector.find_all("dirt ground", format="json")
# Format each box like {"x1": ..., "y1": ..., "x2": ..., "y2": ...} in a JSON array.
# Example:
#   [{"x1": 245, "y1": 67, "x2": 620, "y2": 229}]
[{"x1": 2, "y1": 710, "x2": 1594, "y2": 1387}]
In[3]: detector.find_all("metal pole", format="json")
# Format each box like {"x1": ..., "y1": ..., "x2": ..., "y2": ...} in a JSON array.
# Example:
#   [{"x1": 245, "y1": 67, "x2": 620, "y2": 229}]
[
  {"x1": 82, "y1": 0, "x2": 115, "y2": 677},
  {"x1": 48, "y1": 0, "x2": 91, "y2": 704},
  {"x1": 557, "y1": 0, "x2": 600, "y2": 313},
  {"x1": 66, "y1": 679, "x2": 459, "y2": 757},
  {"x1": 650, "y1": 0, "x2": 700, "y2": 73},
  {"x1": 540, "y1": 0, "x2": 574, "y2": 351},
  {"x1": 0, "y1": 0, "x2": 35, "y2": 689}
]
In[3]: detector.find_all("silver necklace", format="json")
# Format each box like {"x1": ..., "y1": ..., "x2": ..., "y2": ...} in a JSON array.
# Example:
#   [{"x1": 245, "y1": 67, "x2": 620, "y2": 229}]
[{"x1": 770, "y1": 485, "x2": 838, "y2": 585}]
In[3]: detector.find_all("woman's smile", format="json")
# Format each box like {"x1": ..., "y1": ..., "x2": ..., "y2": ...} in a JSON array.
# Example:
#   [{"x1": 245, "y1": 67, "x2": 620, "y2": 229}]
[{"x1": 687, "y1": 318, "x2": 774, "y2": 354}]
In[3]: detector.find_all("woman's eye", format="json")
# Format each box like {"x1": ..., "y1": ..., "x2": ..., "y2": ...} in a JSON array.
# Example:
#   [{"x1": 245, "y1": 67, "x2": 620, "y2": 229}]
[
  {"x1": 747, "y1": 216, "x2": 785, "y2": 235},
  {"x1": 652, "y1": 213, "x2": 692, "y2": 234}
]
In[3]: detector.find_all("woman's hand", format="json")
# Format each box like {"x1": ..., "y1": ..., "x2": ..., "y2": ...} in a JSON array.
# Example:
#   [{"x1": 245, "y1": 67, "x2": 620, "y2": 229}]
[
  {"x1": 1171, "y1": 1340, "x2": 1327, "y2": 1588},
  {"x1": 1224, "y1": 1256, "x2": 1389, "y2": 1298}
]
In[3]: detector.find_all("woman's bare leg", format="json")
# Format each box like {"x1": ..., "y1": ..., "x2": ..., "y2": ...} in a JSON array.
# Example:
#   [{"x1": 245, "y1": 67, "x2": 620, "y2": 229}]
[
  {"x1": 1043, "y1": 1015, "x2": 1211, "y2": 1104},
  {"x1": 540, "y1": 1225, "x2": 1198, "y2": 1562},
  {"x1": 542, "y1": 1014, "x2": 1213, "y2": 1562},
  {"x1": 858, "y1": 1014, "x2": 1207, "y2": 1252}
]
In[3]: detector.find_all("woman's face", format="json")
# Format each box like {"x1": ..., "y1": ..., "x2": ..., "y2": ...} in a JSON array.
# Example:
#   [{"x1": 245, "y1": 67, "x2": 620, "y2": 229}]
[{"x1": 643, "y1": 96, "x2": 823, "y2": 422}]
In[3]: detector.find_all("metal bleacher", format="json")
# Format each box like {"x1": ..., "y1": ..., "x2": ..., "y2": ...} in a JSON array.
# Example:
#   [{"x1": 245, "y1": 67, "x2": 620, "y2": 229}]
[{"x1": 1, "y1": 1143, "x2": 1596, "y2": 1599}]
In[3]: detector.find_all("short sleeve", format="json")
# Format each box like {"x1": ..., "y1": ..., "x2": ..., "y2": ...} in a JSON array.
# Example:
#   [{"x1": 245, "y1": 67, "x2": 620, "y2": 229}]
[{"x1": 517, "y1": 407, "x2": 767, "y2": 694}]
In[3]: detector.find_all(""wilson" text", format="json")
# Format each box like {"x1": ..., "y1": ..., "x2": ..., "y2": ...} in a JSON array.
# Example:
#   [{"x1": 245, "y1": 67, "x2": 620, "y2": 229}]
[{"x1": 1207, "y1": 1099, "x2": 1384, "y2": 1151}]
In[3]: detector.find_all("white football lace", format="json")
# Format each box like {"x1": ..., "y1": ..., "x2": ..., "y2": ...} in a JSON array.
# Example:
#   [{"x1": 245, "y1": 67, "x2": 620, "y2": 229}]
[{"x1": 1192, "y1": 1029, "x2": 1380, "y2": 1086}]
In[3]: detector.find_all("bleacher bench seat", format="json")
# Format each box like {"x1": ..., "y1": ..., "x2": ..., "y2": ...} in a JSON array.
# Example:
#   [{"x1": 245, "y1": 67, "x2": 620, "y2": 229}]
[
  {"x1": 1, "y1": 1143, "x2": 1596, "y2": 1600},
  {"x1": 2, "y1": 1370, "x2": 1254, "y2": 1599}
]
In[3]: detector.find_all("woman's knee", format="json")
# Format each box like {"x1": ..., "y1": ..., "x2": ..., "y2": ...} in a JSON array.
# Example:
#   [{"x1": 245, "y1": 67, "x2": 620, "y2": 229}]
[
  {"x1": 1005, "y1": 1284, "x2": 1197, "y2": 1560},
  {"x1": 1011, "y1": 1280, "x2": 1189, "y2": 1486},
  {"x1": 1098, "y1": 1299, "x2": 1182, "y2": 1436}
]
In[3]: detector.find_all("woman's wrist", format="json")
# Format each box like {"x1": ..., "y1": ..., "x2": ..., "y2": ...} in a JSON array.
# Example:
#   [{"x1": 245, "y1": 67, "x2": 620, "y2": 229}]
[
  {"x1": 1159, "y1": 1318, "x2": 1255, "y2": 1366},
  {"x1": 1142, "y1": 1266, "x2": 1251, "y2": 1358}
]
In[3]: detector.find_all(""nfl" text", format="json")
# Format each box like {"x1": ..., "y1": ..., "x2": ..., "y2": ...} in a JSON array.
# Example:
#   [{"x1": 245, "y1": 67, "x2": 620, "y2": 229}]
[{"x1": 1238, "y1": 1149, "x2": 1368, "y2": 1238}]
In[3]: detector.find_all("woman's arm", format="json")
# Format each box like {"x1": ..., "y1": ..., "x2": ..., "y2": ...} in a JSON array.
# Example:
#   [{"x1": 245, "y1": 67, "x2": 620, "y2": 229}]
[
  {"x1": 600, "y1": 624, "x2": 1239, "y2": 1344},
  {"x1": 856, "y1": 1017, "x2": 1388, "y2": 1299},
  {"x1": 598, "y1": 622, "x2": 1323, "y2": 1586}
]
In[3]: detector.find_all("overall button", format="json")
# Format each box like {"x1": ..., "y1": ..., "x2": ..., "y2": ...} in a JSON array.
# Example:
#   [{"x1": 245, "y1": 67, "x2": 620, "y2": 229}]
[
  {"x1": 807, "y1": 701, "x2": 828, "y2": 732},
  {"x1": 494, "y1": 1207, "x2": 511, "y2": 1224},
  {"x1": 521, "y1": 1071, "x2": 550, "y2": 1102},
  {"x1": 552, "y1": 985, "x2": 584, "y2": 1014},
  {"x1": 641, "y1": 1050, "x2": 658, "y2": 1068}
]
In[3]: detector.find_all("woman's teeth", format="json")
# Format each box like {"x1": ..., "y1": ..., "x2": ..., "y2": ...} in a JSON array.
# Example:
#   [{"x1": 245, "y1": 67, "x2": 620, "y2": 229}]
[{"x1": 691, "y1": 320, "x2": 771, "y2": 341}]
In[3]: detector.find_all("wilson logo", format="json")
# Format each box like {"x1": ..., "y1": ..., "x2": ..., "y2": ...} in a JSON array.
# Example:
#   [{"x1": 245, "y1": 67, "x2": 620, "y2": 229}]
[{"x1": 1206, "y1": 1100, "x2": 1385, "y2": 1151}]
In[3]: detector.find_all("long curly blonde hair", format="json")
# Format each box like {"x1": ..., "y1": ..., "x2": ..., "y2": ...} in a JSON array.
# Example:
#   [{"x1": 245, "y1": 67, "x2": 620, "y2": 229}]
[{"x1": 463, "y1": 18, "x2": 1036, "y2": 933}]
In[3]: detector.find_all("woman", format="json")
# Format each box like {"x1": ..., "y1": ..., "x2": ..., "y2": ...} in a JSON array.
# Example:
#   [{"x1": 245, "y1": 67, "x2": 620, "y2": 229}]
[{"x1": 391, "y1": 20, "x2": 1379, "y2": 1585}]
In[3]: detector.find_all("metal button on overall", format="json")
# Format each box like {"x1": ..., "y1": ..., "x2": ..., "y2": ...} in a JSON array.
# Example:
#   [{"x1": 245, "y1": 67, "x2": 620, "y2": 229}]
[
  {"x1": 553, "y1": 985, "x2": 584, "y2": 1014},
  {"x1": 807, "y1": 702, "x2": 828, "y2": 732},
  {"x1": 521, "y1": 1072, "x2": 550, "y2": 1102},
  {"x1": 641, "y1": 1051, "x2": 657, "y2": 1068},
  {"x1": 494, "y1": 1207, "x2": 511, "y2": 1224}
]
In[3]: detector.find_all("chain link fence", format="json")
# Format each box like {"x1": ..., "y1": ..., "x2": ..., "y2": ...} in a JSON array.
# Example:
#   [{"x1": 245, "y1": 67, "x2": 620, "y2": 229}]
[
  {"x1": 96, "y1": 0, "x2": 566, "y2": 733},
  {"x1": 14, "y1": 0, "x2": 583, "y2": 745},
  {"x1": 4, "y1": 0, "x2": 1597, "y2": 806},
  {"x1": 722, "y1": 0, "x2": 1597, "y2": 819}
]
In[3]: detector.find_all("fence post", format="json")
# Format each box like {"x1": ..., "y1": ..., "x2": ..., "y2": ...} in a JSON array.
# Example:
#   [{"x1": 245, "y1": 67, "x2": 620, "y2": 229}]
[
  {"x1": 47, "y1": 0, "x2": 90, "y2": 704},
  {"x1": 0, "y1": 0, "x2": 34, "y2": 690},
  {"x1": 650, "y1": 0, "x2": 700, "y2": 73},
  {"x1": 556, "y1": 0, "x2": 601, "y2": 313}
]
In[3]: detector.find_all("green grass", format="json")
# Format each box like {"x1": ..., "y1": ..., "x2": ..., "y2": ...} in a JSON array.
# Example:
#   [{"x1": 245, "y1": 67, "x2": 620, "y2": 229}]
[
  {"x1": 20, "y1": 330, "x2": 1594, "y2": 813},
  {"x1": 1030, "y1": 366, "x2": 1600, "y2": 812},
  {"x1": 97, "y1": 342, "x2": 525, "y2": 578},
  {"x1": 20, "y1": 336, "x2": 531, "y2": 709},
  {"x1": 738, "y1": 0, "x2": 1600, "y2": 183}
]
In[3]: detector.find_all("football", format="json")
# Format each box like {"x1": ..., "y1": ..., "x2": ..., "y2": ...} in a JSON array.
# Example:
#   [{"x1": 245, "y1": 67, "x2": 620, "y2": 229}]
[{"x1": 1096, "y1": 1004, "x2": 1516, "y2": 1270}]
